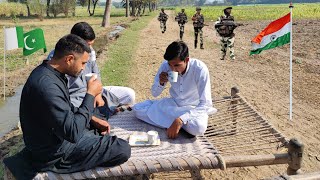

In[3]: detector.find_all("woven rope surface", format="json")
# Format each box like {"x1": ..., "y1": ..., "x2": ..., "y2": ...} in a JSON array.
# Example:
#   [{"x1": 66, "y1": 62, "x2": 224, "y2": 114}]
[
  {"x1": 34, "y1": 111, "x2": 219, "y2": 180},
  {"x1": 32, "y1": 95, "x2": 288, "y2": 179},
  {"x1": 205, "y1": 96, "x2": 288, "y2": 155}
]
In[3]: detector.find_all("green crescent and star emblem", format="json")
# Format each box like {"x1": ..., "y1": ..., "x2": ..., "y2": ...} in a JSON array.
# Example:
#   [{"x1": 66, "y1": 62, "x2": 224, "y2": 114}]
[{"x1": 23, "y1": 28, "x2": 47, "y2": 56}]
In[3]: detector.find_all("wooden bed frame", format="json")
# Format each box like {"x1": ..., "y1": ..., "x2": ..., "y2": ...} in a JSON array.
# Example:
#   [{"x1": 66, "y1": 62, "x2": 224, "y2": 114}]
[{"x1": 4, "y1": 87, "x2": 305, "y2": 180}]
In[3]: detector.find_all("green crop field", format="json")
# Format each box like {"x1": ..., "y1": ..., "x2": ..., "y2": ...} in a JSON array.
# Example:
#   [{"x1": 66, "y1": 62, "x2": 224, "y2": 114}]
[{"x1": 176, "y1": 3, "x2": 320, "y2": 21}]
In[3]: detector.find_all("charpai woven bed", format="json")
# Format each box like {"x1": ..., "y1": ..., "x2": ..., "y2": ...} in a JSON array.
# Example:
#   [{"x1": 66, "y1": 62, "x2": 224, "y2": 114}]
[{"x1": 5, "y1": 88, "x2": 303, "y2": 180}]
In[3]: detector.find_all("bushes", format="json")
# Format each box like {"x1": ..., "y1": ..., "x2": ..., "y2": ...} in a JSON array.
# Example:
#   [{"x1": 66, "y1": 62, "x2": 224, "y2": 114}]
[
  {"x1": 0, "y1": 1, "x2": 76, "y2": 18},
  {"x1": 0, "y1": 2, "x2": 26, "y2": 17}
]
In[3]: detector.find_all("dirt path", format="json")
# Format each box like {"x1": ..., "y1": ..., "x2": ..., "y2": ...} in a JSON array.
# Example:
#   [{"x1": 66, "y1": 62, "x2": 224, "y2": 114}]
[{"x1": 128, "y1": 11, "x2": 320, "y2": 179}]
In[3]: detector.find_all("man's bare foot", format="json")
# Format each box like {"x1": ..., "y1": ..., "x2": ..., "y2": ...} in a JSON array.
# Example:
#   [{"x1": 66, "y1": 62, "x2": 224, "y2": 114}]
[{"x1": 113, "y1": 105, "x2": 133, "y2": 114}]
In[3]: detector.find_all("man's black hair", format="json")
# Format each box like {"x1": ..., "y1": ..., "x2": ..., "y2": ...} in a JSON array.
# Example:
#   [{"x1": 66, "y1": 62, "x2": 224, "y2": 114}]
[
  {"x1": 70, "y1": 22, "x2": 95, "y2": 41},
  {"x1": 52, "y1": 34, "x2": 91, "y2": 60},
  {"x1": 164, "y1": 41, "x2": 189, "y2": 61}
]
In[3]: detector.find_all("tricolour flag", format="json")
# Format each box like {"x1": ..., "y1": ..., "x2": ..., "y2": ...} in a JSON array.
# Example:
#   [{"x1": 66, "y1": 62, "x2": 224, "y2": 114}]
[
  {"x1": 250, "y1": 13, "x2": 291, "y2": 55},
  {"x1": 23, "y1": 28, "x2": 47, "y2": 56},
  {"x1": 4, "y1": 26, "x2": 24, "y2": 51}
]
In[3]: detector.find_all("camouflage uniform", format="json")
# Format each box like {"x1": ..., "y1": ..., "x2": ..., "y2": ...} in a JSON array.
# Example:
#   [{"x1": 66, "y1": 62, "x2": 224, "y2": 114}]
[
  {"x1": 214, "y1": 7, "x2": 238, "y2": 60},
  {"x1": 192, "y1": 8, "x2": 204, "y2": 49},
  {"x1": 158, "y1": 10, "x2": 168, "y2": 33},
  {"x1": 175, "y1": 10, "x2": 188, "y2": 40}
]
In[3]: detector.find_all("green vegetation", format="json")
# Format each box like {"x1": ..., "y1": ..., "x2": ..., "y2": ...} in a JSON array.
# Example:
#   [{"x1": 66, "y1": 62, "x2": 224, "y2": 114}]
[
  {"x1": 177, "y1": 3, "x2": 320, "y2": 21},
  {"x1": 100, "y1": 13, "x2": 156, "y2": 86},
  {"x1": 0, "y1": 6, "x2": 128, "y2": 73},
  {"x1": 0, "y1": 2, "x2": 125, "y2": 17},
  {"x1": 76, "y1": 6, "x2": 126, "y2": 17},
  {"x1": 0, "y1": 2, "x2": 26, "y2": 17}
]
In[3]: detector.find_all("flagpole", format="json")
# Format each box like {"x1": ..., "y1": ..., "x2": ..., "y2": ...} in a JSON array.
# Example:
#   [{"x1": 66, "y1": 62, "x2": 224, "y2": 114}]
[
  {"x1": 289, "y1": 2, "x2": 294, "y2": 120},
  {"x1": 3, "y1": 26, "x2": 6, "y2": 100}
]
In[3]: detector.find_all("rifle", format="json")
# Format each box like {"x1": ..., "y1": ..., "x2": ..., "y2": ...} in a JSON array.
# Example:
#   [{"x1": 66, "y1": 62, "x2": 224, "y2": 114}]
[{"x1": 236, "y1": 23, "x2": 247, "y2": 27}]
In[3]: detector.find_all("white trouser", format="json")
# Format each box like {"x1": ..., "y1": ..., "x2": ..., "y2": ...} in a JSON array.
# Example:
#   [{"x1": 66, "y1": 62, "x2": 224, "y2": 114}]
[
  {"x1": 103, "y1": 86, "x2": 135, "y2": 105},
  {"x1": 133, "y1": 99, "x2": 209, "y2": 136}
]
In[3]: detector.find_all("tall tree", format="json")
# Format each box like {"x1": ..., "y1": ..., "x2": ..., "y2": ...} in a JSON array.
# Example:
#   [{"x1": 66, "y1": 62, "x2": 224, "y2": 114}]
[
  {"x1": 131, "y1": 0, "x2": 136, "y2": 16},
  {"x1": 46, "y1": 0, "x2": 51, "y2": 17},
  {"x1": 102, "y1": 0, "x2": 112, "y2": 27},
  {"x1": 88, "y1": 0, "x2": 99, "y2": 16},
  {"x1": 126, "y1": 0, "x2": 129, "y2": 17}
]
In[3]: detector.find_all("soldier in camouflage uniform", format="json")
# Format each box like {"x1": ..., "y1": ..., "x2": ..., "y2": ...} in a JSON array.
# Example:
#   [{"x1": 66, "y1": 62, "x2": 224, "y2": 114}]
[
  {"x1": 192, "y1": 7, "x2": 204, "y2": 49},
  {"x1": 214, "y1": 7, "x2": 238, "y2": 60},
  {"x1": 175, "y1": 9, "x2": 188, "y2": 40},
  {"x1": 158, "y1": 8, "x2": 169, "y2": 33}
]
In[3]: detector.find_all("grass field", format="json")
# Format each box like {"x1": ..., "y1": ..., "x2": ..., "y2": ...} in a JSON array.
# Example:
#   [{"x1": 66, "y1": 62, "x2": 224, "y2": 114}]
[
  {"x1": 0, "y1": 6, "x2": 128, "y2": 73},
  {"x1": 100, "y1": 13, "x2": 155, "y2": 86},
  {"x1": 176, "y1": 3, "x2": 320, "y2": 21}
]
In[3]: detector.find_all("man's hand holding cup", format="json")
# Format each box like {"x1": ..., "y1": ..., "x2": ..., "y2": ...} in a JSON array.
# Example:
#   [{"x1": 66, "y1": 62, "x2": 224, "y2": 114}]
[
  {"x1": 159, "y1": 72, "x2": 169, "y2": 86},
  {"x1": 86, "y1": 73, "x2": 102, "y2": 97}
]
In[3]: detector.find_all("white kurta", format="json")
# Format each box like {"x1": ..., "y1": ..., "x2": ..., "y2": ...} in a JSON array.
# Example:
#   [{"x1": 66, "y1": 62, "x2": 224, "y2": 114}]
[{"x1": 133, "y1": 58, "x2": 217, "y2": 135}]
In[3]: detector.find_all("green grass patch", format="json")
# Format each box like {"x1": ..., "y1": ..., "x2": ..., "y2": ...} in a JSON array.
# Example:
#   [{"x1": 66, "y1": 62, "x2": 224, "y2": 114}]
[
  {"x1": 176, "y1": 3, "x2": 320, "y2": 21},
  {"x1": 0, "y1": 7, "x2": 130, "y2": 73},
  {"x1": 100, "y1": 13, "x2": 155, "y2": 86}
]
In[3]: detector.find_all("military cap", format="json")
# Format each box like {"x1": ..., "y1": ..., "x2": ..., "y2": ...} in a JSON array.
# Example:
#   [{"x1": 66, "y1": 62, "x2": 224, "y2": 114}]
[
  {"x1": 224, "y1": 7, "x2": 232, "y2": 10},
  {"x1": 161, "y1": 8, "x2": 164, "y2": 11},
  {"x1": 196, "y1": 7, "x2": 201, "y2": 10}
]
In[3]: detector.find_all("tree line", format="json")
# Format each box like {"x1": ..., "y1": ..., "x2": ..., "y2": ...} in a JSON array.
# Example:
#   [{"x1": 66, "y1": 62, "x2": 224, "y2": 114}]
[{"x1": 5, "y1": 0, "x2": 157, "y2": 18}]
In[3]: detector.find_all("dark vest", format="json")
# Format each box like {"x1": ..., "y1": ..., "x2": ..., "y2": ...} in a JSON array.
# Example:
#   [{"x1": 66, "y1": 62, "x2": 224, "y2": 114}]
[
  {"x1": 158, "y1": 12, "x2": 168, "y2": 22},
  {"x1": 175, "y1": 12, "x2": 187, "y2": 24},
  {"x1": 215, "y1": 15, "x2": 237, "y2": 37}
]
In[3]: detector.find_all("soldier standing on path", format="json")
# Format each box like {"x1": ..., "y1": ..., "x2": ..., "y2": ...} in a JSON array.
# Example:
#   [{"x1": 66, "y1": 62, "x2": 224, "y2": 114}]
[
  {"x1": 192, "y1": 7, "x2": 204, "y2": 49},
  {"x1": 158, "y1": 8, "x2": 169, "y2": 33},
  {"x1": 175, "y1": 9, "x2": 188, "y2": 40},
  {"x1": 214, "y1": 7, "x2": 238, "y2": 60}
]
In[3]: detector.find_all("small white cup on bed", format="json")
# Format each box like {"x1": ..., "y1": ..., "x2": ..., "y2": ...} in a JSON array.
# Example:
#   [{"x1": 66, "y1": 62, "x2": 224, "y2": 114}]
[
  {"x1": 85, "y1": 73, "x2": 97, "y2": 82},
  {"x1": 147, "y1": 130, "x2": 158, "y2": 144},
  {"x1": 168, "y1": 71, "x2": 178, "y2": 83}
]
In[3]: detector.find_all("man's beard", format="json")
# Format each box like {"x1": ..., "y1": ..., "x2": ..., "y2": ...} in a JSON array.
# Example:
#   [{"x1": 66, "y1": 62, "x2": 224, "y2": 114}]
[{"x1": 68, "y1": 70, "x2": 83, "y2": 78}]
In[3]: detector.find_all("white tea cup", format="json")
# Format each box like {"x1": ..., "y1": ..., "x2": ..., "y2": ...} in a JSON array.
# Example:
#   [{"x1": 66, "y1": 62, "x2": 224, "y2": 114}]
[
  {"x1": 168, "y1": 71, "x2": 178, "y2": 83},
  {"x1": 147, "y1": 130, "x2": 158, "y2": 144},
  {"x1": 85, "y1": 73, "x2": 97, "y2": 82}
]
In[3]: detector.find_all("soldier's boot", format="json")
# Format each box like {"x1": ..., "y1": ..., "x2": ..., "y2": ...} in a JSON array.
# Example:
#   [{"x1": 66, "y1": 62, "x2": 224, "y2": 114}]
[
  {"x1": 200, "y1": 43, "x2": 204, "y2": 49},
  {"x1": 194, "y1": 40, "x2": 198, "y2": 49},
  {"x1": 220, "y1": 53, "x2": 226, "y2": 60}
]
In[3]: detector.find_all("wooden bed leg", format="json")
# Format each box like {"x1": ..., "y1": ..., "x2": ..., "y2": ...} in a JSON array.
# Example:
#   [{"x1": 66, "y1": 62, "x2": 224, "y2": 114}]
[
  {"x1": 287, "y1": 138, "x2": 304, "y2": 175},
  {"x1": 230, "y1": 87, "x2": 239, "y2": 135},
  {"x1": 141, "y1": 174, "x2": 151, "y2": 180},
  {"x1": 190, "y1": 169, "x2": 204, "y2": 180}
]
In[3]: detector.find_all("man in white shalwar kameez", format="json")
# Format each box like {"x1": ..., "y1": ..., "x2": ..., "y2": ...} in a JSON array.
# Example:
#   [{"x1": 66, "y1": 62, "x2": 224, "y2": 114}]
[{"x1": 133, "y1": 41, "x2": 217, "y2": 139}]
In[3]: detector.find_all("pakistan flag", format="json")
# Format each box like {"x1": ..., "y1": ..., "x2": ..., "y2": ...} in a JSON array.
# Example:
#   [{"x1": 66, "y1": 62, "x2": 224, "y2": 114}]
[{"x1": 23, "y1": 28, "x2": 47, "y2": 56}]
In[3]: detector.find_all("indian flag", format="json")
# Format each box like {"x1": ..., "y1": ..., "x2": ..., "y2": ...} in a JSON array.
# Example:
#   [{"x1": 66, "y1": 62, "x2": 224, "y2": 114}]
[
  {"x1": 250, "y1": 13, "x2": 291, "y2": 55},
  {"x1": 4, "y1": 26, "x2": 24, "y2": 51}
]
